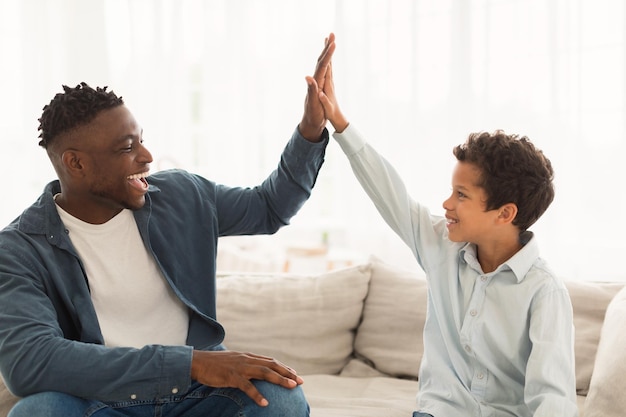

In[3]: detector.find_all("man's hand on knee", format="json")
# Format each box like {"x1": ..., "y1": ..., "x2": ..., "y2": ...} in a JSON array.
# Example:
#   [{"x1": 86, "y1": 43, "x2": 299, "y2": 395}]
[{"x1": 190, "y1": 350, "x2": 304, "y2": 407}]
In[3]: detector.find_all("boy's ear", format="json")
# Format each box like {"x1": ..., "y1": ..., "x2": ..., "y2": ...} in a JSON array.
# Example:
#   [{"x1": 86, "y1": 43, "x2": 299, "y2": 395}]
[{"x1": 497, "y1": 203, "x2": 518, "y2": 224}]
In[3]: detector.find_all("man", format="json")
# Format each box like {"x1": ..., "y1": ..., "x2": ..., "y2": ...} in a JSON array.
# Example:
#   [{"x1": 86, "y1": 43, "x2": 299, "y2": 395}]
[{"x1": 0, "y1": 34, "x2": 336, "y2": 417}]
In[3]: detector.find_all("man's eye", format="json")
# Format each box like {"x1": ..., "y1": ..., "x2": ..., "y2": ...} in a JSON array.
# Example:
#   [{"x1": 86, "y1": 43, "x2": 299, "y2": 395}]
[{"x1": 457, "y1": 191, "x2": 466, "y2": 198}]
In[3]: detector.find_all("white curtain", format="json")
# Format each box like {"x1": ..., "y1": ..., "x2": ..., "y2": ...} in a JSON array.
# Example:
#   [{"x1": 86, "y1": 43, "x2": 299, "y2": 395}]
[{"x1": 0, "y1": 0, "x2": 624, "y2": 281}]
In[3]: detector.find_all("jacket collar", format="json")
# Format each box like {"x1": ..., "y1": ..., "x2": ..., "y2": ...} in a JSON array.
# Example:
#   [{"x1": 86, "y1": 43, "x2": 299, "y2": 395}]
[{"x1": 17, "y1": 180, "x2": 160, "y2": 239}]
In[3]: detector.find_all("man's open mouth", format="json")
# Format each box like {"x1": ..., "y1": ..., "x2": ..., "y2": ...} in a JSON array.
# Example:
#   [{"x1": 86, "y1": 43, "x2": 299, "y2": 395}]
[{"x1": 127, "y1": 171, "x2": 149, "y2": 190}]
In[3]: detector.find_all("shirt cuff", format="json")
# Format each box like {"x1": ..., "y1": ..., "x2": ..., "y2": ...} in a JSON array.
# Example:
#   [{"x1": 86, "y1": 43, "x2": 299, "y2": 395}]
[
  {"x1": 332, "y1": 124, "x2": 366, "y2": 156},
  {"x1": 294, "y1": 126, "x2": 330, "y2": 148}
]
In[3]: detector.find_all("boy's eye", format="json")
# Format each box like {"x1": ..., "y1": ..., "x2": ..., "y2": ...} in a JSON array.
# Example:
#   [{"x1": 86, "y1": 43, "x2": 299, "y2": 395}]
[{"x1": 457, "y1": 191, "x2": 466, "y2": 198}]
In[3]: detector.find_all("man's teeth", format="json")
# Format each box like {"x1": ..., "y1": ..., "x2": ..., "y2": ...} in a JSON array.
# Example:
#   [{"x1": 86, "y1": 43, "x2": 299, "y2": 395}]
[{"x1": 127, "y1": 172, "x2": 148, "y2": 180}]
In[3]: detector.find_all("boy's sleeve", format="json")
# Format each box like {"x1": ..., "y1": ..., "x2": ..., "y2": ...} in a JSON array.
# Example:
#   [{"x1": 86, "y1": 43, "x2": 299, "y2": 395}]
[
  {"x1": 333, "y1": 124, "x2": 448, "y2": 271},
  {"x1": 524, "y1": 287, "x2": 579, "y2": 416}
]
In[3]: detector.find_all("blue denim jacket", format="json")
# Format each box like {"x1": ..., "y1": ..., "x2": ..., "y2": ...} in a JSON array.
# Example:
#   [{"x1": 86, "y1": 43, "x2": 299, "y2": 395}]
[{"x1": 0, "y1": 127, "x2": 328, "y2": 402}]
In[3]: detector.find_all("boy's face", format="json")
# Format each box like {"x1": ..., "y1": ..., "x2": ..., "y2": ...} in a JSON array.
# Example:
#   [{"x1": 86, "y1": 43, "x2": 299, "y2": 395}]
[{"x1": 442, "y1": 161, "x2": 500, "y2": 244}]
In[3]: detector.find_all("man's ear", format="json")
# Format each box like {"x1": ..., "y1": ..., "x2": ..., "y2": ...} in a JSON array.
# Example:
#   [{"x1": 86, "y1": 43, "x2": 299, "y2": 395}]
[
  {"x1": 497, "y1": 203, "x2": 518, "y2": 225},
  {"x1": 61, "y1": 150, "x2": 86, "y2": 178}
]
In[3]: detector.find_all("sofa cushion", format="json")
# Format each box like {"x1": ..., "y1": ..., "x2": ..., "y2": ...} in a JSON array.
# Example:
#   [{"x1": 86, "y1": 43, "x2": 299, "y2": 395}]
[
  {"x1": 565, "y1": 280, "x2": 625, "y2": 395},
  {"x1": 583, "y1": 284, "x2": 626, "y2": 416},
  {"x1": 302, "y1": 374, "x2": 419, "y2": 417},
  {"x1": 353, "y1": 256, "x2": 428, "y2": 379},
  {"x1": 216, "y1": 264, "x2": 371, "y2": 375}
]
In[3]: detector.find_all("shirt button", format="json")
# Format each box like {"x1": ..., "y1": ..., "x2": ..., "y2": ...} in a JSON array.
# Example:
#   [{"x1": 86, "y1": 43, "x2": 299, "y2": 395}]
[
  {"x1": 477, "y1": 373, "x2": 484, "y2": 379},
  {"x1": 465, "y1": 345, "x2": 472, "y2": 353},
  {"x1": 481, "y1": 276, "x2": 487, "y2": 282},
  {"x1": 130, "y1": 394, "x2": 137, "y2": 400},
  {"x1": 470, "y1": 309, "x2": 478, "y2": 316},
  {"x1": 172, "y1": 387, "x2": 179, "y2": 394}
]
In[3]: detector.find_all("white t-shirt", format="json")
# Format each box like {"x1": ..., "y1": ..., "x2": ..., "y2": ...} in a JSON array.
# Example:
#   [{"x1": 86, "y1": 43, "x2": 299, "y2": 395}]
[{"x1": 56, "y1": 202, "x2": 189, "y2": 348}]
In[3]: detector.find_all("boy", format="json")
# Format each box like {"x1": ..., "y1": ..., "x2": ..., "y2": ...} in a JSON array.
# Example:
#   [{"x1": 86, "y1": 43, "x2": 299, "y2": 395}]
[{"x1": 314, "y1": 45, "x2": 578, "y2": 416}]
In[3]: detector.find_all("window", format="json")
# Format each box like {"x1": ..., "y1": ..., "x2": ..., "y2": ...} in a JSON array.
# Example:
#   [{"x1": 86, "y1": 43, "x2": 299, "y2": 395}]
[{"x1": 0, "y1": 0, "x2": 623, "y2": 281}]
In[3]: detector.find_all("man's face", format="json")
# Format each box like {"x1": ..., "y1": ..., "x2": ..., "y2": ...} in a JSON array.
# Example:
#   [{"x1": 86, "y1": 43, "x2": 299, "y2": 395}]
[
  {"x1": 65, "y1": 105, "x2": 153, "y2": 223},
  {"x1": 442, "y1": 161, "x2": 499, "y2": 244}
]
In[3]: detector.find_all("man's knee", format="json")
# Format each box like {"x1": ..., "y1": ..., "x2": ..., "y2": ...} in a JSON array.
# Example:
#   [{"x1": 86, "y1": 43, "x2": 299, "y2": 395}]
[
  {"x1": 8, "y1": 391, "x2": 98, "y2": 417},
  {"x1": 252, "y1": 381, "x2": 309, "y2": 417}
]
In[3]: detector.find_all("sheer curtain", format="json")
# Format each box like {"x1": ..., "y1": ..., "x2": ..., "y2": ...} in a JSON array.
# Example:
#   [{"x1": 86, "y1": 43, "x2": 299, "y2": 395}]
[{"x1": 0, "y1": 0, "x2": 624, "y2": 281}]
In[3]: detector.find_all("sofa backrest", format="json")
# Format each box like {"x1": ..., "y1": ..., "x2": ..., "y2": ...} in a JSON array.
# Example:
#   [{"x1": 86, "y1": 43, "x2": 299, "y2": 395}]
[{"x1": 217, "y1": 256, "x2": 624, "y2": 397}]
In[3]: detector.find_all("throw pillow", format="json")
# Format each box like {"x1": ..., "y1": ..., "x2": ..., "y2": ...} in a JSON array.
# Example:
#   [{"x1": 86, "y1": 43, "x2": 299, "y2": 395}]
[
  {"x1": 353, "y1": 256, "x2": 428, "y2": 379},
  {"x1": 584, "y1": 284, "x2": 626, "y2": 416},
  {"x1": 565, "y1": 280, "x2": 625, "y2": 394},
  {"x1": 216, "y1": 264, "x2": 371, "y2": 375}
]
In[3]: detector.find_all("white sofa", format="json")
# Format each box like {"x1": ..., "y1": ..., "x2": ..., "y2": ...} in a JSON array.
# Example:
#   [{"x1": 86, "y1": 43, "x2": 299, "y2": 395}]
[{"x1": 1, "y1": 256, "x2": 625, "y2": 417}]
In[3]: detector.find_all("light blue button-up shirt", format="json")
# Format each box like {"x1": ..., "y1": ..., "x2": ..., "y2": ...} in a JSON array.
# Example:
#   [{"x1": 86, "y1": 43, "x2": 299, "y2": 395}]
[{"x1": 334, "y1": 125, "x2": 578, "y2": 417}]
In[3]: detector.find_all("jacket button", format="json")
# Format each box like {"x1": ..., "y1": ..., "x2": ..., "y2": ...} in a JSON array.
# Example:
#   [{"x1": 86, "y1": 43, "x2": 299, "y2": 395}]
[
  {"x1": 172, "y1": 387, "x2": 179, "y2": 394},
  {"x1": 130, "y1": 394, "x2": 137, "y2": 400}
]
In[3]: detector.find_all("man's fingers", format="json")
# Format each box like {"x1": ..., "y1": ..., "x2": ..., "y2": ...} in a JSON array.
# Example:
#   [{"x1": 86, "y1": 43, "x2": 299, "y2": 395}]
[
  {"x1": 313, "y1": 33, "x2": 336, "y2": 85},
  {"x1": 316, "y1": 33, "x2": 336, "y2": 63},
  {"x1": 191, "y1": 350, "x2": 305, "y2": 408},
  {"x1": 237, "y1": 361, "x2": 303, "y2": 406},
  {"x1": 305, "y1": 75, "x2": 318, "y2": 93},
  {"x1": 315, "y1": 44, "x2": 335, "y2": 80},
  {"x1": 238, "y1": 378, "x2": 269, "y2": 407},
  {"x1": 240, "y1": 352, "x2": 303, "y2": 386},
  {"x1": 243, "y1": 351, "x2": 279, "y2": 361}
]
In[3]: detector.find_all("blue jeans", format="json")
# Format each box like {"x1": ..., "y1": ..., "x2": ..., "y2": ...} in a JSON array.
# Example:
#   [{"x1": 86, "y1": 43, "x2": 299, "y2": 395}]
[{"x1": 8, "y1": 380, "x2": 309, "y2": 417}]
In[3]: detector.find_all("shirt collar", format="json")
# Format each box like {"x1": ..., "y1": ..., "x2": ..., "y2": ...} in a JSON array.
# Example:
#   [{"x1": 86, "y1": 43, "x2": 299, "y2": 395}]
[{"x1": 459, "y1": 231, "x2": 540, "y2": 283}]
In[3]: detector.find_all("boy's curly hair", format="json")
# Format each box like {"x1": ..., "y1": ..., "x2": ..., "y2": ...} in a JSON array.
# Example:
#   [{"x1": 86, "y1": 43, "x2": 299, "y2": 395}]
[
  {"x1": 38, "y1": 82, "x2": 124, "y2": 148},
  {"x1": 453, "y1": 130, "x2": 555, "y2": 231}
]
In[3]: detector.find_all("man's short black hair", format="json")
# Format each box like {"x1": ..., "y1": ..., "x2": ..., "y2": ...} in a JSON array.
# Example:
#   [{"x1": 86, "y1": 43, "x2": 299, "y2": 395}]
[{"x1": 38, "y1": 82, "x2": 124, "y2": 148}]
